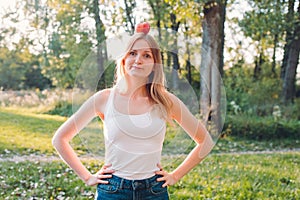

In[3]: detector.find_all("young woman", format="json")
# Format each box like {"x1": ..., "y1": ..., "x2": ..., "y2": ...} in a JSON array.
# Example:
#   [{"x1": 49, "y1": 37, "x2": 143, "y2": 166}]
[{"x1": 52, "y1": 23, "x2": 214, "y2": 200}]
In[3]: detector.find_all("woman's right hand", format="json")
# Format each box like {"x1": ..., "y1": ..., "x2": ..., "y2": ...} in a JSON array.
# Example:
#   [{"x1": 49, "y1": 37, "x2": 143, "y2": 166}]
[{"x1": 85, "y1": 163, "x2": 115, "y2": 186}]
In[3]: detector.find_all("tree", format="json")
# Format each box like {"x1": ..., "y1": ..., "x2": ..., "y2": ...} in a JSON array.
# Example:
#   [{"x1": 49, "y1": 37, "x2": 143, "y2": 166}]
[
  {"x1": 169, "y1": 12, "x2": 181, "y2": 89},
  {"x1": 43, "y1": 0, "x2": 93, "y2": 88},
  {"x1": 0, "y1": 46, "x2": 26, "y2": 89},
  {"x1": 0, "y1": 38, "x2": 50, "y2": 90},
  {"x1": 90, "y1": 0, "x2": 107, "y2": 89},
  {"x1": 200, "y1": 0, "x2": 226, "y2": 136},
  {"x1": 123, "y1": 0, "x2": 136, "y2": 34},
  {"x1": 238, "y1": 0, "x2": 285, "y2": 79},
  {"x1": 282, "y1": 1, "x2": 300, "y2": 104},
  {"x1": 158, "y1": 0, "x2": 201, "y2": 89},
  {"x1": 148, "y1": 0, "x2": 167, "y2": 63},
  {"x1": 281, "y1": 0, "x2": 296, "y2": 80},
  {"x1": 0, "y1": 1, "x2": 51, "y2": 90}
]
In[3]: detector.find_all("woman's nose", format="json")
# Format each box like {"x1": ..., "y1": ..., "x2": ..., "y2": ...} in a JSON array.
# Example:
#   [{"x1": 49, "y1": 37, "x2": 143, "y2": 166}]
[{"x1": 134, "y1": 54, "x2": 142, "y2": 64}]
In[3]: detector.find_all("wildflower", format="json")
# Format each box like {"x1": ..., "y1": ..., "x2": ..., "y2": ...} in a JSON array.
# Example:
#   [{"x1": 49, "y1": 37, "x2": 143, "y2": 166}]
[
  {"x1": 230, "y1": 101, "x2": 241, "y2": 115},
  {"x1": 272, "y1": 105, "x2": 281, "y2": 121}
]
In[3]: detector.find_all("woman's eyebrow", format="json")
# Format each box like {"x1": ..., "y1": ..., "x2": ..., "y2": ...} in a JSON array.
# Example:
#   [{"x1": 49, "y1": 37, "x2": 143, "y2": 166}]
[
  {"x1": 142, "y1": 50, "x2": 153, "y2": 54},
  {"x1": 131, "y1": 48, "x2": 152, "y2": 53}
]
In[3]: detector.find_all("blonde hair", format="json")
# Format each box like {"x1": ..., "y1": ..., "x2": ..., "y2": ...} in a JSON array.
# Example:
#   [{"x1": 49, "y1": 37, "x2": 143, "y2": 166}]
[{"x1": 115, "y1": 33, "x2": 173, "y2": 121}]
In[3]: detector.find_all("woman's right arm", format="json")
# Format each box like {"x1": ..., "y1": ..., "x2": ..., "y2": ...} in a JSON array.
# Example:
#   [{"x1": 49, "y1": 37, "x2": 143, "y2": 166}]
[{"x1": 52, "y1": 89, "x2": 113, "y2": 186}]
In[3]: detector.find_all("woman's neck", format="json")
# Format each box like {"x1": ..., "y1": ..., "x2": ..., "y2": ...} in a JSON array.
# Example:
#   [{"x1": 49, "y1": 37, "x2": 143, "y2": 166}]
[{"x1": 122, "y1": 75, "x2": 149, "y2": 99}]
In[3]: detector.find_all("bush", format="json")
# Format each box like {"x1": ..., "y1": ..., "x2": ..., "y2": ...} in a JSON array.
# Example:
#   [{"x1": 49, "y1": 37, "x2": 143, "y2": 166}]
[
  {"x1": 224, "y1": 63, "x2": 282, "y2": 117},
  {"x1": 46, "y1": 101, "x2": 73, "y2": 117},
  {"x1": 280, "y1": 99, "x2": 300, "y2": 120},
  {"x1": 223, "y1": 115, "x2": 300, "y2": 140}
]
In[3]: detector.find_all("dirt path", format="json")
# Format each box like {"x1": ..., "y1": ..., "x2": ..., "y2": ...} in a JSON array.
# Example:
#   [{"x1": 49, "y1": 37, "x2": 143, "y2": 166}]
[
  {"x1": 214, "y1": 148, "x2": 300, "y2": 155},
  {"x1": 1, "y1": 148, "x2": 299, "y2": 163},
  {"x1": 0, "y1": 154, "x2": 105, "y2": 163}
]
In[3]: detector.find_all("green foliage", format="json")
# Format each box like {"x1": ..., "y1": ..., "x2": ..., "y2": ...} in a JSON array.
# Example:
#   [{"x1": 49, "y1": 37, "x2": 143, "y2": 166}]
[
  {"x1": 75, "y1": 57, "x2": 116, "y2": 90},
  {"x1": 103, "y1": 60, "x2": 116, "y2": 88},
  {"x1": 224, "y1": 63, "x2": 282, "y2": 116},
  {"x1": 280, "y1": 99, "x2": 300, "y2": 120},
  {"x1": 238, "y1": 0, "x2": 286, "y2": 44},
  {"x1": 24, "y1": 63, "x2": 52, "y2": 89},
  {"x1": 43, "y1": 30, "x2": 93, "y2": 88},
  {"x1": 0, "y1": 47, "x2": 25, "y2": 89},
  {"x1": 0, "y1": 44, "x2": 50, "y2": 90},
  {"x1": 223, "y1": 114, "x2": 300, "y2": 140},
  {"x1": 46, "y1": 101, "x2": 73, "y2": 117}
]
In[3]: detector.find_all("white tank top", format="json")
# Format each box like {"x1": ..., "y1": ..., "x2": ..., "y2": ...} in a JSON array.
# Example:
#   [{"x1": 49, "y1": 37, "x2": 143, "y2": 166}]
[{"x1": 103, "y1": 88, "x2": 166, "y2": 180}]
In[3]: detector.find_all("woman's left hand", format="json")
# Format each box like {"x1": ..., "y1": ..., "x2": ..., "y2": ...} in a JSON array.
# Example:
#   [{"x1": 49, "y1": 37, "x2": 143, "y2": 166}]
[{"x1": 155, "y1": 163, "x2": 179, "y2": 187}]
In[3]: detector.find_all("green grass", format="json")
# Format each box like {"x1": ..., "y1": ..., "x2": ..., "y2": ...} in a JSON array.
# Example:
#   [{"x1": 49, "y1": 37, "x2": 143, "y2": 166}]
[
  {"x1": 0, "y1": 107, "x2": 66, "y2": 155},
  {"x1": 166, "y1": 153, "x2": 300, "y2": 199},
  {"x1": 0, "y1": 153, "x2": 299, "y2": 199},
  {"x1": 0, "y1": 106, "x2": 299, "y2": 199},
  {"x1": 1, "y1": 106, "x2": 299, "y2": 157}
]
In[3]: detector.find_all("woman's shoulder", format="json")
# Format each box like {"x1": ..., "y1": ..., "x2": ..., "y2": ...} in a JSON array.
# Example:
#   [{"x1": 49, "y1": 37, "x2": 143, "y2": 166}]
[
  {"x1": 93, "y1": 88, "x2": 113, "y2": 101},
  {"x1": 92, "y1": 88, "x2": 114, "y2": 115},
  {"x1": 164, "y1": 90, "x2": 186, "y2": 110},
  {"x1": 164, "y1": 90, "x2": 180, "y2": 103}
]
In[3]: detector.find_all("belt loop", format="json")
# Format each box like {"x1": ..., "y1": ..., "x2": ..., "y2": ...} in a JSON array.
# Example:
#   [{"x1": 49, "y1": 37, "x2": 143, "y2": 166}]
[
  {"x1": 132, "y1": 180, "x2": 136, "y2": 190},
  {"x1": 145, "y1": 177, "x2": 150, "y2": 188},
  {"x1": 120, "y1": 178, "x2": 124, "y2": 189}
]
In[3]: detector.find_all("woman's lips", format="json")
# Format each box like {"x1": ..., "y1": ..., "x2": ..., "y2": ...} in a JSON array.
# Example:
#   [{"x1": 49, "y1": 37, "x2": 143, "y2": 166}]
[{"x1": 131, "y1": 65, "x2": 142, "y2": 70}]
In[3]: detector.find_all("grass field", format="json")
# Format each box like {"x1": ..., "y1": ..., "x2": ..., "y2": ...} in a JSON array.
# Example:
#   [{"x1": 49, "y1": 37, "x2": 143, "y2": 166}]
[
  {"x1": 1, "y1": 153, "x2": 299, "y2": 199},
  {"x1": 0, "y1": 107, "x2": 299, "y2": 199}
]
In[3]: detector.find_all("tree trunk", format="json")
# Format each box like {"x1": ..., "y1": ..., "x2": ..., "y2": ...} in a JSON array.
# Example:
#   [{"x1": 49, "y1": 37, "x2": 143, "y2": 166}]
[
  {"x1": 281, "y1": 0, "x2": 295, "y2": 80},
  {"x1": 253, "y1": 50, "x2": 263, "y2": 79},
  {"x1": 184, "y1": 21, "x2": 192, "y2": 84},
  {"x1": 166, "y1": 51, "x2": 172, "y2": 70},
  {"x1": 170, "y1": 13, "x2": 180, "y2": 90},
  {"x1": 93, "y1": 0, "x2": 106, "y2": 89},
  {"x1": 124, "y1": 0, "x2": 136, "y2": 34},
  {"x1": 271, "y1": 0, "x2": 281, "y2": 77},
  {"x1": 218, "y1": 0, "x2": 227, "y2": 77},
  {"x1": 200, "y1": 1, "x2": 225, "y2": 136},
  {"x1": 272, "y1": 33, "x2": 278, "y2": 77},
  {"x1": 148, "y1": 0, "x2": 165, "y2": 64},
  {"x1": 282, "y1": 1, "x2": 300, "y2": 104}
]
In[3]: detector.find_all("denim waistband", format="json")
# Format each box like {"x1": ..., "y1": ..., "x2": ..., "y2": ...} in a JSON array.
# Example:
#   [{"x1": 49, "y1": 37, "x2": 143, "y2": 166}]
[{"x1": 107, "y1": 174, "x2": 161, "y2": 190}]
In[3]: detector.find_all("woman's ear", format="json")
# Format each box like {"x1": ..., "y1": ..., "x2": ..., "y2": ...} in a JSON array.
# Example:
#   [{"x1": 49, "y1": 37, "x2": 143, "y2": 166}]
[{"x1": 121, "y1": 58, "x2": 125, "y2": 66}]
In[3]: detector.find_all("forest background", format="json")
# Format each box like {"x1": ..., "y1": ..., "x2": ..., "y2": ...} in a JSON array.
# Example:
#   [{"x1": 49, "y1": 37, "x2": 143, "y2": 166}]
[
  {"x1": 0, "y1": 0, "x2": 299, "y2": 199},
  {"x1": 0, "y1": 0, "x2": 299, "y2": 139}
]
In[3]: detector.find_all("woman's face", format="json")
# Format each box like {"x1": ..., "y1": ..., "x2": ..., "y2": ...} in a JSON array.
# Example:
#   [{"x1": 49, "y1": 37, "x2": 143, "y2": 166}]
[{"x1": 124, "y1": 39, "x2": 155, "y2": 79}]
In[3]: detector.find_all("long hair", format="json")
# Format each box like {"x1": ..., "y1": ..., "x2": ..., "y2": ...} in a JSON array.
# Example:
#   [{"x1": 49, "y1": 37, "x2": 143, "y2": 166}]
[{"x1": 115, "y1": 33, "x2": 173, "y2": 121}]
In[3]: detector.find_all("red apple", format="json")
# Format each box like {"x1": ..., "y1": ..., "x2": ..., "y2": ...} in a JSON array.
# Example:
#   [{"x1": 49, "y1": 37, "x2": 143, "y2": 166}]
[{"x1": 135, "y1": 22, "x2": 150, "y2": 34}]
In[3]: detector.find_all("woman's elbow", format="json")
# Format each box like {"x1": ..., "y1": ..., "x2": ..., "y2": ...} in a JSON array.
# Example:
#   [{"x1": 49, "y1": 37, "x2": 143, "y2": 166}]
[
  {"x1": 52, "y1": 131, "x2": 66, "y2": 149},
  {"x1": 198, "y1": 133, "x2": 215, "y2": 159},
  {"x1": 52, "y1": 133, "x2": 60, "y2": 149}
]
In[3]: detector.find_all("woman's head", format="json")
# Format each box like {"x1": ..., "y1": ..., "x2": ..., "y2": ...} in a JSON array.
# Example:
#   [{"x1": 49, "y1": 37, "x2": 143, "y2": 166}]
[
  {"x1": 116, "y1": 32, "x2": 164, "y2": 87},
  {"x1": 115, "y1": 30, "x2": 173, "y2": 121}
]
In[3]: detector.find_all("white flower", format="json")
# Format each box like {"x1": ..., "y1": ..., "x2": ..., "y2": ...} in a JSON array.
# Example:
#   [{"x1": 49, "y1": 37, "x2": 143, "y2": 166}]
[{"x1": 272, "y1": 105, "x2": 281, "y2": 120}]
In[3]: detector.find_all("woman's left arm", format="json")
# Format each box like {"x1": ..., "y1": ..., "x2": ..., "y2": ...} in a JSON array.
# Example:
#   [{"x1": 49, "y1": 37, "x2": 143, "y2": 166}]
[{"x1": 156, "y1": 93, "x2": 215, "y2": 187}]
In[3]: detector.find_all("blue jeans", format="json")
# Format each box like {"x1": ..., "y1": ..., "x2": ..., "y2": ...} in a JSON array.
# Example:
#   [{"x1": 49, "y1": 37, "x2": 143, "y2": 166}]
[{"x1": 95, "y1": 174, "x2": 169, "y2": 200}]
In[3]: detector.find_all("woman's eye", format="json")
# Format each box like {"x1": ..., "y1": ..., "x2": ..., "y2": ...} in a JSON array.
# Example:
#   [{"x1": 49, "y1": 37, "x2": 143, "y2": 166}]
[
  {"x1": 144, "y1": 54, "x2": 152, "y2": 58},
  {"x1": 129, "y1": 51, "x2": 136, "y2": 56}
]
